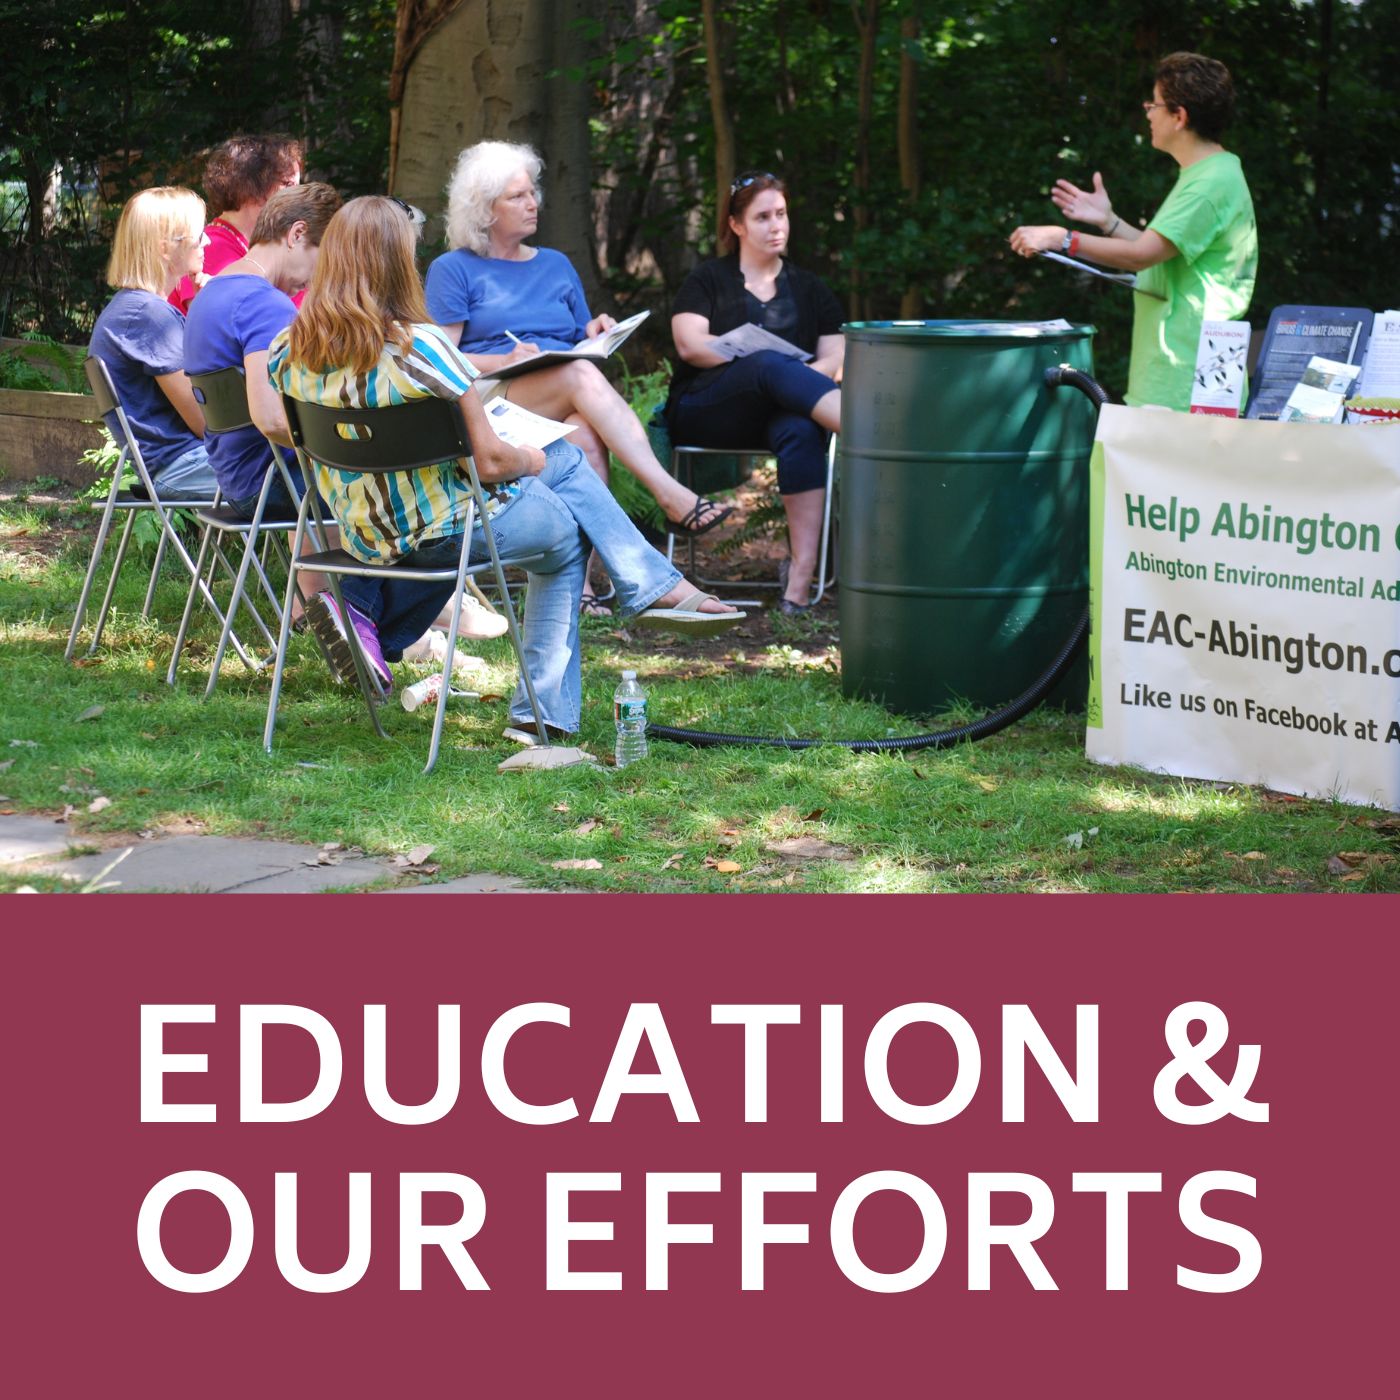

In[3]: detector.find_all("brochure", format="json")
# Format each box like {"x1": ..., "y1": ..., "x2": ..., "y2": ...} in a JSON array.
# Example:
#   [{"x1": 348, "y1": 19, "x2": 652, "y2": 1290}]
[
  {"x1": 481, "y1": 397, "x2": 577, "y2": 450},
  {"x1": 1356, "y1": 310, "x2": 1400, "y2": 398},
  {"x1": 706, "y1": 322, "x2": 812, "y2": 361},
  {"x1": 486, "y1": 309, "x2": 651, "y2": 382},
  {"x1": 1189, "y1": 319, "x2": 1250, "y2": 417},
  {"x1": 1278, "y1": 356, "x2": 1361, "y2": 424}
]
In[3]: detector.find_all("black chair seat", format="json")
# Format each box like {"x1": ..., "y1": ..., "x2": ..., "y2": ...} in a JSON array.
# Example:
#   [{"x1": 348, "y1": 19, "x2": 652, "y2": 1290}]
[{"x1": 194, "y1": 504, "x2": 300, "y2": 531}]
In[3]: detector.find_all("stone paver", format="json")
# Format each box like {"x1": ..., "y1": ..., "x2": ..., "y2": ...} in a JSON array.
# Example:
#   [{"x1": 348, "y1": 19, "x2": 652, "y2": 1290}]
[
  {"x1": 0, "y1": 814, "x2": 85, "y2": 865},
  {"x1": 10, "y1": 819, "x2": 548, "y2": 894},
  {"x1": 34, "y1": 834, "x2": 392, "y2": 893},
  {"x1": 380, "y1": 873, "x2": 536, "y2": 894}
]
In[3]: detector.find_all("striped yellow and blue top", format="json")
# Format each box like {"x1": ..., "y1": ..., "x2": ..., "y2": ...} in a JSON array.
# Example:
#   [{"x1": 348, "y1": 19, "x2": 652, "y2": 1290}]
[{"x1": 266, "y1": 321, "x2": 521, "y2": 563}]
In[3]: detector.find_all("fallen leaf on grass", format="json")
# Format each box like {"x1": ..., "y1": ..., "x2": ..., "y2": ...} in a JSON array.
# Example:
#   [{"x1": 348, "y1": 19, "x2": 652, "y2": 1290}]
[
  {"x1": 553, "y1": 858, "x2": 602, "y2": 870},
  {"x1": 87, "y1": 796, "x2": 112, "y2": 814},
  {"x1": 73, "y1": 656, "x2": 105, "y2": 668},
  {"x1": 1063, "y1": 827, "x2": 1100, "y2": 851},
  {"x1": 1326, "y1": 854, "x2": 1353, "y2": 876},
  {"x1": 572, "y1": 819, "x2": 600, "y2": 837},
  {"x1": 57, "y1": 805, "x2": 74, "y2": 822},
  {"x1": 1238, "y1": 851, "x2": 1266, "y2": 861},
  {"x1": 0, "y1": 808, "x2": 15, "y2": 815},
  {"x1": 477, "y1": 693, "x2": 505, "y2": 704},
  {"x1": 703, "y1": 858, "x2": 743, "y2": 874},
  {"x1": 74, "y1": 705, "x2": 105, "y2": 723},
  {"x1": 801, "y1": 808, "x2": 825, "y2": 822},
  {"x1": 660, "y1": 853, "x2": 683, "y2": 870},
  {"x1": 1339, "y1": 871, "x2": 1367, "y2": 883},
  {"x1": 552, "y1": 802, "x2": 571, "y2": 813},
  {"x1": 973, "y1": 777, "x2": 998, "y2": 793},
  {"x1": 9, "y1": 739, "x2": 38, "y2": 748},
  {"x1": 911, "y1": 767, "x2": 926, "y2": 780}
]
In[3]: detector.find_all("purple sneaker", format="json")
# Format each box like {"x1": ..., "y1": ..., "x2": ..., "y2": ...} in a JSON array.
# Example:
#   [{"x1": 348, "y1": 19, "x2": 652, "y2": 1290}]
[{"x1": 304, "y1": 590, "x2": 392, "y2": 695}]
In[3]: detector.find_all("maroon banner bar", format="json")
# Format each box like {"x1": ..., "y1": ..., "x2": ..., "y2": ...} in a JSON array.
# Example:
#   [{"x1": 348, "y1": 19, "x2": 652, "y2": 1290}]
[{"x1": 4, "y1": 896, "x2": 1394, "y2": 1396}]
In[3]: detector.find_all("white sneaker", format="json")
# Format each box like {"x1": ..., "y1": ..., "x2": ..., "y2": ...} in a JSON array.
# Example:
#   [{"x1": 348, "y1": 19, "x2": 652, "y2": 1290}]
[
  {"x1": 402, "y1": 629, "x2": 487, "y2": 676},
  {"x1": 432, "y1": 594, "x2": 509, "y2": 639}
]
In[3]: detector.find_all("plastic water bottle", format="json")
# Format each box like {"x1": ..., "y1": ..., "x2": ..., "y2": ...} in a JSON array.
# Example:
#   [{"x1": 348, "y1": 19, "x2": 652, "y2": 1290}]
[{"x1": 614, "y1": 670, "x2": 648, "y2": 767}]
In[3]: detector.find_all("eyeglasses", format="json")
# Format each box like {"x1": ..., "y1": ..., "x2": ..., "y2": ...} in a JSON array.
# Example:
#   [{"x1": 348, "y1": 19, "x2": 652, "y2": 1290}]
[
  {"x1": 387, "y1": 195, "x2": 425, "y2": 228},
  {"x1": 1142, "y1": 100, "x2": 1170, "y2": 113},
  {"x1": 730, "y1": 171, "x2": 778, "y2": 195}
]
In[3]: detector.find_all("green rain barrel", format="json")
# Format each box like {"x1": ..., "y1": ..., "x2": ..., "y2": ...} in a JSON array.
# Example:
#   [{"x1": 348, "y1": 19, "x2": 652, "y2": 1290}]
[{"x1": 839, "y1": 320, "x2": 1096, "y2": 714}]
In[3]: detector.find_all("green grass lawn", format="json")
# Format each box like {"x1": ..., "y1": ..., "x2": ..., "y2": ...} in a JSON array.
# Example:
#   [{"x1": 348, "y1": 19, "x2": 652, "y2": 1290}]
[{"x1": 2, "y1": 488, "x2": 1397, "y2": 893}]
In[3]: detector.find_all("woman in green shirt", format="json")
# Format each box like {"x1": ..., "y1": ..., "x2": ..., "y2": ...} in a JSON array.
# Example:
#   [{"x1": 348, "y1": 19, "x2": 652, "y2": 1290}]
[{"x1": 1010, "y1": 52, "x2": 1257, "y2": 412}]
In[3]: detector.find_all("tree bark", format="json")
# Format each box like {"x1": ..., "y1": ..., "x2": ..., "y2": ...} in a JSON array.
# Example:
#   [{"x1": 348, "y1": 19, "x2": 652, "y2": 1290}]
[
  {"x1": 897, "y1": 10, "x2": 921, "y2": 318},
  {"x1": 393, "y1": 0, "x2": 598, "y2": 305},
  {"x1": 701, "y1": 0, "x2": 736, "y2": 248},
  {"x1": 849, "y1": 0, "x2": 879, "y2": 320}
]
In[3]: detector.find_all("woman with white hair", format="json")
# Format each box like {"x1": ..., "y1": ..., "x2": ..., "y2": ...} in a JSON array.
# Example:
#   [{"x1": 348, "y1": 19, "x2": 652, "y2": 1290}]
[{"x1": 425, "y1": 142, "x2": 732, "y2": 610}]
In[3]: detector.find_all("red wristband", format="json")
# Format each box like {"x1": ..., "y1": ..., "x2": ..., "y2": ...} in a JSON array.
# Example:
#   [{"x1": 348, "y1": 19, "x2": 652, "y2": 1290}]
[{"x1": 1068, "y1": 231, "x2": 1081, "y2": 256}]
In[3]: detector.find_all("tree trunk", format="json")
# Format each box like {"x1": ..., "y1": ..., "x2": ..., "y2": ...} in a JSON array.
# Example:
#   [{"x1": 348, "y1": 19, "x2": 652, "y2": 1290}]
[
  {"x1": 701, "y1": 0, "x2": 736, "y2": 248},
  {"x1": 849, "y1": 0, "x2": 879, "y2": 320},
  {"x1": 393, "y1": 0, "x2": 599, "y2": 305},
  {"x1": 897, "y1": 11, "x2": 921, "y2": 318}
]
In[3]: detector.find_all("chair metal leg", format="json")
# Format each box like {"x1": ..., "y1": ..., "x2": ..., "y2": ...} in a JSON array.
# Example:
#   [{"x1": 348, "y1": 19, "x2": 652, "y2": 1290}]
[
  {"x1": 263, "y1": 504, "x2": 310, "y2": 755},
  {"x1": 66, "y1": 471, "x2": 126, "y2": 662},
  {"x1": 141, "y1": 526, "x2": 169, "y2": 617},
  {"x1": 167, "y1": 517, "x2": 218, "y2": 685},
  {"x1": 88, "y1": 509, "x2": 139, "y2": 655}
]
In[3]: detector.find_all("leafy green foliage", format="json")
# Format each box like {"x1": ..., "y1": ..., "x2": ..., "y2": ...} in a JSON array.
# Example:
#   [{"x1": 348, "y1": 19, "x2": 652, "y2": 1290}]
[{"x1": 0, "y1": 335, "x2": 87, "y2": 392}]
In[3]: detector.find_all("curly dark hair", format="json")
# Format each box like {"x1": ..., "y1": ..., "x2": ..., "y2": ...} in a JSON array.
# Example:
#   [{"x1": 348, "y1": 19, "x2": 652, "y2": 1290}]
[
  {"x1": 202, "y1": 134, "x2": 304, "y2": 216},
  {"x1": 1155, "y1": 52, "x2": 1236, "y2": 143}
]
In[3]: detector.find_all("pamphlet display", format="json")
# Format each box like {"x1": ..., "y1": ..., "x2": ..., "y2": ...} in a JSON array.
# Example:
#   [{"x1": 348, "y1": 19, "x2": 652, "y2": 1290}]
[
  {"x1": 1356, "y1": 310, "x2": 1400, "y2": 399},
  {"x1": 1244, "y1": 305, "x2": 1373, "y2": 420},
  {"x1": 1086, "y1": 404, "x2": 1400, "y2": 808}
]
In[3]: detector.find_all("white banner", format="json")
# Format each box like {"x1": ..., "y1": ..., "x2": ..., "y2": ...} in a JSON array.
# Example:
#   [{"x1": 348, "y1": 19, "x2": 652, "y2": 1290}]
[{"x1": 1087, "y1": 406, "x2": 1400, "y2": 809}]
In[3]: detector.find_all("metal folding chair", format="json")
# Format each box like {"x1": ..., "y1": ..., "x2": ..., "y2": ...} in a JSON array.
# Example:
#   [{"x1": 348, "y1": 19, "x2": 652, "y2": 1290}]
[
  {"x1": 166, "y1": 368, "x2": 311, "y2": 696},
  {"x1": 263, "y1": 392, "x2": 548, "y2": 774},
  {"x1": 65, "y1": 357, "x2": 237, "y2": 661},
  {"x1": 664, "y1": 434, "x2": 838, "y2": 608}
]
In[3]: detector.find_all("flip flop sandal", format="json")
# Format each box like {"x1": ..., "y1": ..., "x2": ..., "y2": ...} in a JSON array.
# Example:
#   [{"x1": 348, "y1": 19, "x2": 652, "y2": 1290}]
[
  {"x1": 636, "y1": 589, "x2": 746, "y2": 637},
  {"x1": 667, "y1": 496, "x2": 734, "y2": 536},
  {"x1": 580, "y1": 589, "x2": 614, "y2": 618}
]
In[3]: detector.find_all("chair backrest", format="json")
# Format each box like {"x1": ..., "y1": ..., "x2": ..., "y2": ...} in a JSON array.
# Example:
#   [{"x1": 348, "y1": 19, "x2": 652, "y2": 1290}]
[
  {"x1": 282, "y1": 393, "x2": 473, "y2": 474},
  {"x1": 83, "y1": 356, "x2": 119, "y2": 415},
  {"x1": 189, "y1": 367, "x2": 253, "y2": 432}
]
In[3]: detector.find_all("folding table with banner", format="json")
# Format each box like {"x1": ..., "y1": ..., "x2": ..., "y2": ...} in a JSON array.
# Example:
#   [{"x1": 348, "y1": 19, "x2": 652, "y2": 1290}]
[{"x1": 1087, "y1": 406, "x2": 1400, "y2": 808}]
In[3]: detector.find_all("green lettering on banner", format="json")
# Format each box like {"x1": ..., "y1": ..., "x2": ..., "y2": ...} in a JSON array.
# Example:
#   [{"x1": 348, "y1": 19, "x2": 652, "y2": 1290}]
[{"x1": 1087, "y1": 440, "x2": 1106, "y2": 728}]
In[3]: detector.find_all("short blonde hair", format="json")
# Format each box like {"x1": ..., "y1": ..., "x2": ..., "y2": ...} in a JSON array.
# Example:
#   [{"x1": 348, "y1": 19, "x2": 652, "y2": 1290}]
[
  {"x1": 106, "y1": 187, "x2": 206, "y2": 295},
  {"x1": 444, "y1": 141, "x2": 543, "y2": 255}
]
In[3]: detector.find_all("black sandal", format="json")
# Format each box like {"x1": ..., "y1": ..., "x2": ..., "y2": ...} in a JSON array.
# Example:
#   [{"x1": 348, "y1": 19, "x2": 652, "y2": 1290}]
[
  {"x1": 580, "y1": 589, "x2": 613, "y2": 618},
  {"x1": 668, "y1": 496, "x2": 733, "y2": 536}
]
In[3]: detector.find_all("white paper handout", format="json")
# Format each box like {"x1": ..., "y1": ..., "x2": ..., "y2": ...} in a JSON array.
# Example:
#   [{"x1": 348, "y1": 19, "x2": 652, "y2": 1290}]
[
  {"x1": 482, "y1": 397, "x2": 577, "y2": 450},
  {"x1": 706, "y1": 323, "x2": 812, "y2": 362},
  {"x1": 1356, "y1": 310, "x2": 1400, "y2": 398}
]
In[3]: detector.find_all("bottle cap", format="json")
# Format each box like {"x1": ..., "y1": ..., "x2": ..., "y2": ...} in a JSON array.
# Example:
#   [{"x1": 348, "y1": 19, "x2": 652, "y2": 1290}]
[{"x1": 621, "y1": 670, "x2": 636, "y2": 680}]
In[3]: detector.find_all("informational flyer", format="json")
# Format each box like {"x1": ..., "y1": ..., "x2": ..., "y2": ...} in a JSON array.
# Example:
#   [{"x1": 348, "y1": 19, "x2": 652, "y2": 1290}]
[
  {"x1": 1244, "y1": 305, "x2": 1373, "y2": 420},
  {"x1": 1189, "y1": 319, "x2": 1250, "y2": 416},
  {"x1": 1087, "y1": 405, "x2": 1400, "y2": 807}
]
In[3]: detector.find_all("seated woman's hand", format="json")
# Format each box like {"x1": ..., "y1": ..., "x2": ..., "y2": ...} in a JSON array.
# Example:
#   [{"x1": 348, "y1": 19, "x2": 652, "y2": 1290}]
[
  {"x1": 1009, "y1": 224, "x2": 1068, "y2": 258},
  {"x1": 505, "y1": 340, "x2": 542, "y2": 365},
  {"x1": 1050, "y1": 173, "x2": 1113, "y2": 230},
  {"x1": 583, "y1": 313, "x2": 617, "y2": 340}
]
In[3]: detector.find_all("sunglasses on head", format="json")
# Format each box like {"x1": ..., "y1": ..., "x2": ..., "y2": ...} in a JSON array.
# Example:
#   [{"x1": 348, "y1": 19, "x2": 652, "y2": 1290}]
[{"x1": 730, "y1": 171, "x2": 778, "y2": 195}]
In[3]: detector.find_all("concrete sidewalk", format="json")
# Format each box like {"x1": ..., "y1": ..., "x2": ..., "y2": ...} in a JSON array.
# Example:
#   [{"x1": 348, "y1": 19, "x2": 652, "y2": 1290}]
[{"x1": 0, "y1": 812, "x2": 536, "y2": 893}]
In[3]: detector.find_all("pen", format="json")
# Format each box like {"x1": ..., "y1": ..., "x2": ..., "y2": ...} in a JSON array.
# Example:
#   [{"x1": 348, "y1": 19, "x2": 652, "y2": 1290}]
[{"x1": 504, "y1": 330, "x2": 524, "y2": 346}]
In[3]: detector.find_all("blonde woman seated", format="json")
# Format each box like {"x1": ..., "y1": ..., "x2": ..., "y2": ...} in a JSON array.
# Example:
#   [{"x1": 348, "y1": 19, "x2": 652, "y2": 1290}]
[
  {"x1": 425, "y1": 142, "x2": 733, "y2": 567},
  {"x1": 88, "y1": 187, "x2": 219, "y2": 498}
]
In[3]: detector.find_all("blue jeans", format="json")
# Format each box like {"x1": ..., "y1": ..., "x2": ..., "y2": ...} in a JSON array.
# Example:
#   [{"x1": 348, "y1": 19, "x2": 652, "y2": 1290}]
[
  {"x1": 671, "y1": 350, "x2": 834, "y2": 494},
  {"x1": 394, "y1": 441, "x2": 681, "y2": 731},
  {"x1": 151, "y1": 442, "x2": 219, "y2": 499}
]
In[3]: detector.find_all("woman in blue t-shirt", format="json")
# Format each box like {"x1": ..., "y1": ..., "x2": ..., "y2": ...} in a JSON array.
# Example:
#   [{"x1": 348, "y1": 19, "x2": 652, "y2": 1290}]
[
  {"x1": 88, "y1": 187, "x2": 220, "y2": 498},
  {"x1": 426, "y1": 142, "x2": 734, "y2": 585}
]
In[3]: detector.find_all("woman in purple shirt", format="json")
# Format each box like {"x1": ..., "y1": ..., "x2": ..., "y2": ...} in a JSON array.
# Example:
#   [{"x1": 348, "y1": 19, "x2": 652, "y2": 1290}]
[{"x1": 426, "y1": 143, "x2": 733, "y2": 583}]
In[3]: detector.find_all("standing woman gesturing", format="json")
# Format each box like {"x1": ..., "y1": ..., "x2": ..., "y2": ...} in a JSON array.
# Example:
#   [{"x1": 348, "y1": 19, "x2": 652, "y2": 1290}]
[{"x1": 1010, "y1": 52, "x2": 1257, "y2": 412}]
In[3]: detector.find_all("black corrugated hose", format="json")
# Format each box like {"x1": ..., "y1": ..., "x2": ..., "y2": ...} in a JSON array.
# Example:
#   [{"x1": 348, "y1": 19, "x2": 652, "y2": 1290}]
[{"x1": 648, "y1": 363, "x2": 1109, "y2": 753}]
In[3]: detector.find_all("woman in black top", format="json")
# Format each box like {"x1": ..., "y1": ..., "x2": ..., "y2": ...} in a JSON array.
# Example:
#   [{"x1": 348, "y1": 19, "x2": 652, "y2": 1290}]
[{"x1": 668, "y1": 173, "x2": 843, "y2": 614}]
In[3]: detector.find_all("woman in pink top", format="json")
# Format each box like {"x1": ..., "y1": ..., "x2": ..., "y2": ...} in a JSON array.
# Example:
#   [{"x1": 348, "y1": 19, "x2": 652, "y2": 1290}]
[{"x1": 169, "y1": 133, "x2": 302, "y2": 314}]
